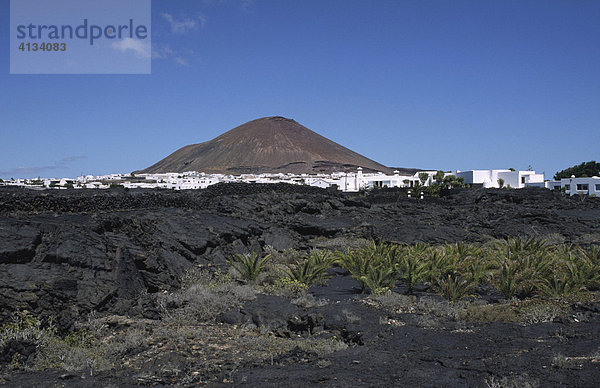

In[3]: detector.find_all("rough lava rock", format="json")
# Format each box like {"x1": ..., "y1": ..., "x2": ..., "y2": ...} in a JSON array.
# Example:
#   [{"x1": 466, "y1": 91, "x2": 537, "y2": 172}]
[{"x1": 0, "y1": 184, "x2": 599, "y2": 328}]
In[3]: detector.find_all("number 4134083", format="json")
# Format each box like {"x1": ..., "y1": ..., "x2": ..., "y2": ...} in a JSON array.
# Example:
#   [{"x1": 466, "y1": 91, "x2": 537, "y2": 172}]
[{"x1": 18, "y1": 42, "x2": 66, "y2": 52}]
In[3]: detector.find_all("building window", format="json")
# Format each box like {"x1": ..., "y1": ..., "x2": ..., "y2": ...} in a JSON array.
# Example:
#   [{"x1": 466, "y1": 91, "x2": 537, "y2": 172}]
[
  {"x1": 565, "y1": 184, "x2": 570, "y2": 191},
  {"x1": 596, "y1": 184, "x2": 600, "y2": 191},
  {"x1": 521, "y1": 177, "x2": 526, "y2": 184},
  {"x1": 577, "y1": 184, "x2": 589, "y2": 191}
]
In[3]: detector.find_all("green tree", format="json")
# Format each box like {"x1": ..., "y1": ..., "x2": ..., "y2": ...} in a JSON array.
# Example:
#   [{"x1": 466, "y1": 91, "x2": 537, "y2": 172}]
[
  {"x1": 497, "y1": 178, "x2": 505, "y2": 188},
  {"x1": 554, "y1": 161, "x2": 600, "y2": 180},
  {"x1": 433, "y1": 170, "x2": 445, "y2": 183},
  {"x1": 442, "y1": 175, "x2": 465, "y2": 189},
  {"x1": 418, "y1": 172, "x2": 429, "y2": 185}
]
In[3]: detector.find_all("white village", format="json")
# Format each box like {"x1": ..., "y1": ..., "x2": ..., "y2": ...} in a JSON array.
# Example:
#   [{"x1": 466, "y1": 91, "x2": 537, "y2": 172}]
[{"x1": 2, "y1": 168, "x2": 599, "y2": 196}]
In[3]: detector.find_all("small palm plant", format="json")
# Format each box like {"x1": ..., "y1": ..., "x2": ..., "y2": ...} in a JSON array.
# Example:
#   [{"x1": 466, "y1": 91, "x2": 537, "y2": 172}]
[
  {"x1": 503, "y1": 236, "x2": 549, "y2": 256},
  {"x1": 228, "y1": 252, "x2": 271, "y2": 282},
  {"x1": 362, "y1": 241, "x2": 400, "y2": 267},
  {"x1": 581, "y1": 245, "x2": 600, "y2": 265},
  {"x1": 444, "y1": 242, "x2": 483, "y2": 261},
  {"x1": 426, "y1": 248, "x2": 457, "y2": 281},
  {"x1": 517, "y1": 254, "x2": 552, "y2": 297},
  {"x1": 491, "y1": 237, "x2": 552, "y2": 298},
  {"x1": 578, "y1": 245, "x2": 600, "y2": 291},
  {"x1": 362, "y1": 264, "x2": 399, "y2": 295},
  {"x1": 539, "y1": 261, "x2": 586, "y2": 298},
  {"x1": 432, "y1": 272, "x2": 477, "y2": 303},
  {"x1": 284, "y1": 250, "x2": 334, "y2": 287},
  {"x1": 308, "y1": 249, "x2": 338, "y2": 267},
  {"x1": 337, "y1": 242, "x2": 399, "y2": 294},
  {"x1": 397, "y1": 246, "x2": 429, "y2": 294},
  {"x1": 539, "y1": 246, "x2": 598, "y2": 297},
  {"x1": 337, "y1": 248, "x2": 372, "y2": 293},
  {"x1": 492, "y1": 259, "x2": 522, "y2": 299}
]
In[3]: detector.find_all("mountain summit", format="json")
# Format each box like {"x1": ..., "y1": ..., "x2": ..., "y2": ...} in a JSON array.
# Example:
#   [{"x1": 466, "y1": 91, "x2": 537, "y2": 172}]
[{"x1": 138, "y1": 116, "x2": 394, "y2": 175}]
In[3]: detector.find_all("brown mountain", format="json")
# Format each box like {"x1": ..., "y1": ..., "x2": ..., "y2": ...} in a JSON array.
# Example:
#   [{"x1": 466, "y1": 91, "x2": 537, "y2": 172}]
[{"x1": 138, "y1": 116, "x2": 401, "y2": 175}]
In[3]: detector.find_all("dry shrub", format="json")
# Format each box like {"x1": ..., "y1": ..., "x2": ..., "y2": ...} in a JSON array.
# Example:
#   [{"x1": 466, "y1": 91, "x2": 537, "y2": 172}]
[
  {"x1": 363, "y1": 292, "x2": 416, "y2": 313},
  {"x1": 157, "y1": 268, "x2": 256, "y2": 324},
  {"x1": 417, "y1": 297, "x2": 463, "y2": 319},
  {"x1": 459, "y1": 303, "x2": 519, "y2": 323},
  {"x1": 520, "y1": 303, "x2": 564, "y2": 325},
  {"x1": 485, "y1": 374, "x2": 538, "y2": 388}
]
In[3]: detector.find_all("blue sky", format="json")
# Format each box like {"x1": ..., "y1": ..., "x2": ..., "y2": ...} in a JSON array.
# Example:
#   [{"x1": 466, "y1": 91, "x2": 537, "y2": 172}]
[
  {"x1": 10, "y1": 0, "x2": 151, "y2": 74},
  {"x1": 1, "y1": 0, "x2": 598, "y2": 179}
]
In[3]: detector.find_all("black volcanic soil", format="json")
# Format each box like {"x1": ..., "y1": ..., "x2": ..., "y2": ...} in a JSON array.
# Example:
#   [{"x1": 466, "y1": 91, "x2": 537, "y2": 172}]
[{"x1": 1, "y1": 185, "x2": 599, "y2": 387}]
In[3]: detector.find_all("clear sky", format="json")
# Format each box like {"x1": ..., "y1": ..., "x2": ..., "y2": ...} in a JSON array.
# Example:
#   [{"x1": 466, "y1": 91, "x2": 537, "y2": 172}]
[{"x1": 1, "y1": 0, "x2": 598, "y2": 179}]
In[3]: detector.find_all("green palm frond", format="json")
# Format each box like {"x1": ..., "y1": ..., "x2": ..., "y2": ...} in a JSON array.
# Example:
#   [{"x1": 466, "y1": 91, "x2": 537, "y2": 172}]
[{"x1": 228, "y1": 252, "x2": 271, "y2": 282}]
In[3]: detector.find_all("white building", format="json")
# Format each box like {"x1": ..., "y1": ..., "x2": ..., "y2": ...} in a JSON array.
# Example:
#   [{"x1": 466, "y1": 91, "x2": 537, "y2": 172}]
[
  {"x1": 14, "y1": 167, "x2": 600, "y2": 196},
  {"x1": 562, "y1": 176, "x2": 600, "y2": 196},
  {"x1": 305, "y1": 168, "x2": 441, "y2": 192},
  {"x1": 456, "y1": 169, "x2": 545, "y2": 189},
  {"x1": 84, "y1": 182, "x2": 109, "y2": 189}
]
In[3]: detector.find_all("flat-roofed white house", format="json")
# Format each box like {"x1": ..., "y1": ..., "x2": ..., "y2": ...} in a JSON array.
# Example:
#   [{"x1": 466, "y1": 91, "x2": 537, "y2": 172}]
[
  {"x1": 456, "y1": 169, "x2": 545, "y2": 189},
  {"x1": 335, "y1": 168, "x2": 418, "y2": 192},
  {"x1": 307, "y1": 178, "x2": 334, "y2": 189},
  {"x1": 562, "y1": 176, "x2": 600, "y2": 196},
  {"x1": 84, "y1": 182, "x2": 109, "y2": 189},
  {"x1": 527, "y1": 180, "x2": 562, "y2": 191}
]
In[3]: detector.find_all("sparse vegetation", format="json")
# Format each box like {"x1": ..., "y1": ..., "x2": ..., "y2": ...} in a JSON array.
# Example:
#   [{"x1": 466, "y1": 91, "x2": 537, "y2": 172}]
[
  {"x1": 484, "y1": 374, "x2": 538, "y2": 388},
  {"x1": 298, "y1": 238, "x2": 600, "y2": 303},
  {"x1": 263, "y1": 277, "x2": 309, "y2": 297},
  {"x1": 3, "y1": 239, "x2": 598, "y2": 383},
  {"x1": 0, "y1": 311, "x2": 113, "y2": 375},
  {"x1": 158, "y1": 267, "x2": 257, "y2": 323}
]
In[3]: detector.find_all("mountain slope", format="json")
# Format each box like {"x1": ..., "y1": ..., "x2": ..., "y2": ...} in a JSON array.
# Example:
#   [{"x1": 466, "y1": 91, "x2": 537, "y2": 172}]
[{"x1": 138, "y1": 116, "x2": 394, "y2": 174}]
